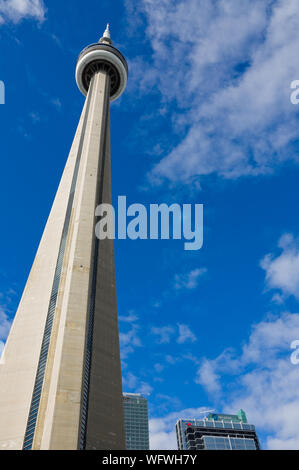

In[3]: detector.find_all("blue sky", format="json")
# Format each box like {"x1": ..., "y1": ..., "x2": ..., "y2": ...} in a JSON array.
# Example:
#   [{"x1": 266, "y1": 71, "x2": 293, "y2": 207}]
[{"x1": 1, "y1": 0, "x2": 299, "y2": 450}]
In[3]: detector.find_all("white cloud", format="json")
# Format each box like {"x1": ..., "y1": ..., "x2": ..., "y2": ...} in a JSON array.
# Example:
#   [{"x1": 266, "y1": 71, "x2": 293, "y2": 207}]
[
  {"x1": 149, "y1": 407, "x2": 211, "y2": 450},
  {"x1": 51, "y1": 97, "x2": 62, "y2": 111},
  {"x1": 119, "y1": 312, "x2": 139, "y2": 323},
  {"x1": 197, "y1": 312, "x2": 299, "y2": 449},
  {"x1": 152, "y1": 323, "x2": 197, "y2": 345},
  {"x1": 151, "y1": 326, "x2": 175, "y2": 344},
  {"x1": 154, "y1": 363, "x2": 164, "y2": 373},
  {"x1": 123, "y1": 371, "x2": 138, "y2": 390},
  {"x1": 196, "y1": 358, "x2": 221, "y2": 394},
  {"x1": 29, "y1": 111, "x2": 41, "y2": 124},
  {"x1": 177, "y1": 324, "x2": 197, "y2": 344},
  {"x1": 122, "y1": 372, "x2": 153, "y2": 397},
  {"x1": 0, "y1": 0, "x2": 46, "y2": 24},
  {"x1": 0, "y1": 307, "x2": 11, "y2": 341},
  {"x1": 0, "y1": 307, "x2": 11, "y2": 361},
  {"x1": 174, "y1": 268, "x2": 207, "y2": 290},
  {"x1": 139, "y1": 382, "x2": 153, "y2": 396},
  {"x1": 128, "y1": 0, "x2": 299, "y2": 186},
  {"x1": 165, "y1": 355, "x2": 179, "y2": 365},
  {"x1": 261, "y1": 233, "x2": 299, "y2": 300},
  {"x1": 119, "y1": 323, "x2": 142, "y2": 359},
  {"x1": 155, "y1": 394, "x2": 182, "y2": 413}
]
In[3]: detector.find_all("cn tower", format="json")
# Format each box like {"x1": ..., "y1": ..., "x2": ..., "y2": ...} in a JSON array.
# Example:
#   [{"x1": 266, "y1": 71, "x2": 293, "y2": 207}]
[{"x1": 0, "y1": 25, "x2": 128, "y2": 450}]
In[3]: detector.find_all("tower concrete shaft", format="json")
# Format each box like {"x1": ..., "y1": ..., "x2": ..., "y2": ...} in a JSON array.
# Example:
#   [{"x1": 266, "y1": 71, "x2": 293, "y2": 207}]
[{"x1": 0, "y1": 31, "x2": 127, "y2": 450}]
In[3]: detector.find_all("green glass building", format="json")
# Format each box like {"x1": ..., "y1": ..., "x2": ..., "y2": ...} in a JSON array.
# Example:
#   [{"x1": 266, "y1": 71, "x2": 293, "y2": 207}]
[{"x1": 123, "y1": 394, "x2": 150, "y2": 450}]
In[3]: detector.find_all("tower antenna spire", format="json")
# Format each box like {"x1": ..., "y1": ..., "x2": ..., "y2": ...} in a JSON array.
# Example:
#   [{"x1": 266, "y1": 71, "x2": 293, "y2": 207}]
[{"x1": 100, "y1": 23, "x2": 112, "y2": 45}]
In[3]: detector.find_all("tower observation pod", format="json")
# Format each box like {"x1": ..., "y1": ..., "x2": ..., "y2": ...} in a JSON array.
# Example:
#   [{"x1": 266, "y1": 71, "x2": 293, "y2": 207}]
[
  {"x1": 76, "y1": 24, "x2": 128, "y2": 101},
  {"x1": 0, "y1": 26, "x2": 128, "y2": 450}
]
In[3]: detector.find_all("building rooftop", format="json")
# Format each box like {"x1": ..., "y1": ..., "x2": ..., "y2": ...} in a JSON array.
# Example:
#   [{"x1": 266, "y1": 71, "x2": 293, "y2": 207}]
[{"x1": 123, "y1": 393, "x2": 142, "y2": 397}]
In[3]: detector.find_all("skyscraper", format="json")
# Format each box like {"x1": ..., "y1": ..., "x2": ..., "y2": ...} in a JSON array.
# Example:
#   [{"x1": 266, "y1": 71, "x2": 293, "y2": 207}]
[
  {"x1": 123, "y1": 393, "x2": 150, "y2": 450},
  {"x1": 176, "y1": 410, "x2": 261, "y2": 450},
  {"x1": 0, "y1": 25, "x2": 128, "y2": 450}
]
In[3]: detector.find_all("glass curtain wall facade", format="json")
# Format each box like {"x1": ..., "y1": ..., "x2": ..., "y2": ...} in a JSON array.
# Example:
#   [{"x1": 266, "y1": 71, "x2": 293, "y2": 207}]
[
  {"x1": 176, "y1": 410, "x2": 261, "y2": 451},
  {"x1": 123, "y1": 394, "x2": 150, "y2": 450}
]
